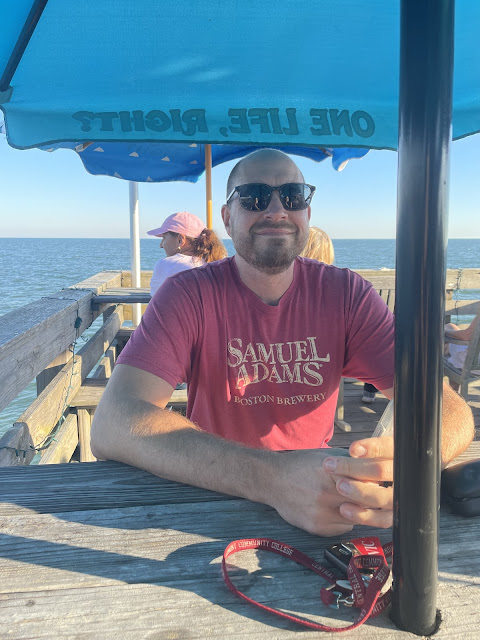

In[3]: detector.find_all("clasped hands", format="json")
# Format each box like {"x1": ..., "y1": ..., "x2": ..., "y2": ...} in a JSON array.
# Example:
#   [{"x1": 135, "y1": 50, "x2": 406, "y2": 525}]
[
  {"x1": 324, "y1": 436, "x2": 394, "y2": 531},
  {"x1": 272, "y1": 437, "x2": 394, "y2": 537}
]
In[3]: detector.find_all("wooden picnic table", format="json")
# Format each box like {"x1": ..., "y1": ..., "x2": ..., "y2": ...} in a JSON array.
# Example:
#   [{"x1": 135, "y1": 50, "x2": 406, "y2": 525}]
[{"x1": 1, "y1": 442, "x2": 479, "y2": 639}]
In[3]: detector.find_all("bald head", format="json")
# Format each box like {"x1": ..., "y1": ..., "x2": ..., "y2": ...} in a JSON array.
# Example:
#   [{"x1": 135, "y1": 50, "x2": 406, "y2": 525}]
[
  {"x1": 222, "y1": 148, "x2": 311, "y2": 275},
  {"x1": 226, "y1": 149, "x2": 305, "y2": 199}
]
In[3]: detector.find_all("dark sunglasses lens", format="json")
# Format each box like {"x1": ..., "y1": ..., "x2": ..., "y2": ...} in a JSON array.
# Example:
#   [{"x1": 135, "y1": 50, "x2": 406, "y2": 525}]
[
  {"x1": 237, "y1": 184, "x2": 272, "y2": 211},
  {"x1": 280, "y1": 184, "x2": 311, "y2": 210}
]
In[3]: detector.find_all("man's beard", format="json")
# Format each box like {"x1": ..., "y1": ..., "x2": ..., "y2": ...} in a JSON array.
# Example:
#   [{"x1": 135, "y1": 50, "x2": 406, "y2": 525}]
[{"x1": 233, "y1": 221, "x2": 308, "y2": 275}]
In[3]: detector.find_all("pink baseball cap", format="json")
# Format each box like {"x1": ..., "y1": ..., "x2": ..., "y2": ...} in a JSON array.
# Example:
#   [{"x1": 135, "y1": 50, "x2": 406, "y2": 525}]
[{"x1": 147, "y1": 211, "x2": 206, "y2": 238}]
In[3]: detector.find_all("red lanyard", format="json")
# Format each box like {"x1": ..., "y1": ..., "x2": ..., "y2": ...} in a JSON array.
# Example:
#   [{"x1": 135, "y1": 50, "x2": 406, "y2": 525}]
[{"x1": 222, "y1": 537, "x2": 392, "y2": 632}]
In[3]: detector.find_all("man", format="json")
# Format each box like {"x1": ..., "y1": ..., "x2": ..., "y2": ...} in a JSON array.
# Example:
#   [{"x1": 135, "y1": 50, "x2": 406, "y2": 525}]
[{"x1": 91, "y1": 149, "x2": 474, "y2": 537}]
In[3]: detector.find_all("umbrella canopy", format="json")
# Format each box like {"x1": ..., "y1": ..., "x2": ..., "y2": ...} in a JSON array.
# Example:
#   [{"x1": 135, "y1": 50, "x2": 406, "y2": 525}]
[
  {"x1": 38, "y1": 142, "x2": 368, "y2": 182},
  {"x1": 1, "y1": 1, "x2": 479, "y2": 150}
]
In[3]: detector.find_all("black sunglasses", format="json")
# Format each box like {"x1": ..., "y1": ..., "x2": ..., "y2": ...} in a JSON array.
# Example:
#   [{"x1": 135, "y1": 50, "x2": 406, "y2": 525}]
[{"x1": 226, "y1": 182, "x2": 315, "y2": 212}]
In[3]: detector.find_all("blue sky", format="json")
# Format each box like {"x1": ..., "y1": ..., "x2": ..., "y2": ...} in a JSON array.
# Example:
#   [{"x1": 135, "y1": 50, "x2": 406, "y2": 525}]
[{"x1": 1, "y1": 133, "x2": 479, "y2": 239}]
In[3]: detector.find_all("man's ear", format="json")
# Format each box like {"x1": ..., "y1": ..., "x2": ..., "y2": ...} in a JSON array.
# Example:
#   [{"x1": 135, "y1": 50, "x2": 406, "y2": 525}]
[
  {"x1": 307, "y1": 205, "x2": 312, "y2": 222},
  {"x1": 221, "y1": 204, "x2": 232, "y2": 238}
]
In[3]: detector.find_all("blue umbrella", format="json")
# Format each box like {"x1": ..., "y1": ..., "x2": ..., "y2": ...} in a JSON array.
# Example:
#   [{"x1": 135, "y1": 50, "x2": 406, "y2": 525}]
[
  {"x1": 36, "y1": 141, "x2": 368, "y2": 182},
  {"x1": 1, "y1": 1, "x2": 479, "y2": 634},
  {"x1": 1, "y1": 1, "x2": 478, "y2": 150}
]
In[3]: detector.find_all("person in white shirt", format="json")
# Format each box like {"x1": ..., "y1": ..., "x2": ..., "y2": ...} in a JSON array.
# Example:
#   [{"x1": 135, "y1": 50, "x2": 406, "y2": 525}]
[{"x1": 148, "y1": 211, "x2": 227, "y2": 295}]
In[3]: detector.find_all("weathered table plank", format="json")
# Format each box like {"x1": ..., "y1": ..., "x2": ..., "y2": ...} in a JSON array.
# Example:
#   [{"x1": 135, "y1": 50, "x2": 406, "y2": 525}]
[
  {"x1": 1, "y1": 457, "x2": 479, "y2": 638},
  {"x1": 0, "y1": 441, "x2": 478, "y2": 516},
  {"x1": 2, "y1": 579, "x2": 478, "y2": 640},
  {"x1": 0, "y1": 499, "x2": 476, "y2": 591},
  {"x1": 0, "y1": 460, "x2": 236, "y2": 515}
]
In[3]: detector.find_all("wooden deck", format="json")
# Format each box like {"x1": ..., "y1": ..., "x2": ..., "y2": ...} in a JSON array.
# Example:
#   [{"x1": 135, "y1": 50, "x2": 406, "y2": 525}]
[{"x1": 331, "y1": 379, "x2": 480, "y2": 449}]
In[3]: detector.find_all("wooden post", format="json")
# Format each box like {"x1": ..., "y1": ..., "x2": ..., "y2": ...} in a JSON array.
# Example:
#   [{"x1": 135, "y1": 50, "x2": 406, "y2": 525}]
[
  {"x1": 334, "y1": 378, "x2": 351, "y2": 432},
  {"x1": 205, "y1": 144, "x2": 213, "y2": 229},
  {"x1": 115, "y1": 326, "x2": 135, "y2": 354},
  {"x1": 38, "y1": 413, "x2": 79, "y2": 465},
  {"x1": 36, "y1": 347, "x2": 72, "y2": 396},
  {"x1": 103, "y1": 304, "x2": 116, "y2": 323},
  {"x1": 92, "y1": 345, "x2": 116, "y2": 379},
  {"x1": 77, "y1": 408, "x2": 96, "y2": 462}
]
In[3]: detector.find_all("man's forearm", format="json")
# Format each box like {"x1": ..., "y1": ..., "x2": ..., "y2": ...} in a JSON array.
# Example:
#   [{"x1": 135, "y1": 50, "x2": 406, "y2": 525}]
[
  {"x1": 91, "y1": 395, "x2": 278, "y2": 505},
  {"x1": 381, "y1": 383, "x2": 474, "y2": 466},
  {"x1": 91, "y1": 391, "x2": 359, "y2": 536},
  {"x1": 441, "y1": 381, "x2": 475, "y2": 466}
]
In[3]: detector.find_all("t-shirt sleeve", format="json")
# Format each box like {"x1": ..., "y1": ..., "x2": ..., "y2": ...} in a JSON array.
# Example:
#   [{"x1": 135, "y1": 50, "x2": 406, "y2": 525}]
[
  {"x1": 342, "y1": 272, "x2": 395, "y2": 390},
  {"x1": 117, "y1": 275, "x2": 199, "y2": 388}
]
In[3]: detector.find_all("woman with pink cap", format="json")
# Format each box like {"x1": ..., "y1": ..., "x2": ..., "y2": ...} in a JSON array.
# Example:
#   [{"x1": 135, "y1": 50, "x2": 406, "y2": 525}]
[{"x1": 148, "y1": 211, "x2": 227, "y2": 295}]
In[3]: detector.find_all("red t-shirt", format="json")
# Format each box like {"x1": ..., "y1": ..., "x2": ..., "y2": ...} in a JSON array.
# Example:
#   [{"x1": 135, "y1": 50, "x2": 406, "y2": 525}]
[{"x1": 117, "y1": 257, "x2": 394, "y2": 450}]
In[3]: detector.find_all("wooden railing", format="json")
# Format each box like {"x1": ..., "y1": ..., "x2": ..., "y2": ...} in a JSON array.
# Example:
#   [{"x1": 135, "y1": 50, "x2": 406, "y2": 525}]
[
  {"x1": 354, "y1": 268, "x2": 480, "y2": 318},
  {"x1": 120, "y1": 267, "x2": 480, "y2": 316},
  {"x1": 0, "y1": 267, "x2": 478, "y2": 467},
  {"x1": 0, "y1": 272, "x2": 123, "y2": 466}
]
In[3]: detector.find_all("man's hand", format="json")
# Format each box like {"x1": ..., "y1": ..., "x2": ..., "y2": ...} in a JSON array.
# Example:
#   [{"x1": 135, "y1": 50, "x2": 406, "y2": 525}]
[
  {"x1": 323, "y1": 437, "x2": 394, "y2": 529},
  {"x1": 268, "y1": 448, "x2": 355, "y2": 538}
]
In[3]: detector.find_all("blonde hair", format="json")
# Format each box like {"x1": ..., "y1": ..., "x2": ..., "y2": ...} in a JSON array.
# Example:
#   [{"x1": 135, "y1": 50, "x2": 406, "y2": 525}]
[{"x1": 300, "y1": 227, "x2": 334, "y2": 264}]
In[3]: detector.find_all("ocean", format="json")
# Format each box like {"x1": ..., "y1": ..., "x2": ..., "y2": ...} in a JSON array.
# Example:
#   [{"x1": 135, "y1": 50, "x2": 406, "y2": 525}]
[{"x1": 1, "y1": 237, "x2": 479, "y2": 438}]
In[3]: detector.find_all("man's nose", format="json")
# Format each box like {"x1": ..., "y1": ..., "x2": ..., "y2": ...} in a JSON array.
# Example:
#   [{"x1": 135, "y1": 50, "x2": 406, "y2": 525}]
[{"x1": 264, "y1": 190, "x2": 287, "y2": 220}]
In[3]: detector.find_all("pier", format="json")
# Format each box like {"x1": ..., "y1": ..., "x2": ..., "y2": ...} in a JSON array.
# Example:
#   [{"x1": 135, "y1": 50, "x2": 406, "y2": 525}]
[{"x1": 0, "y1": 268, "x2": 479, "y2": 637}]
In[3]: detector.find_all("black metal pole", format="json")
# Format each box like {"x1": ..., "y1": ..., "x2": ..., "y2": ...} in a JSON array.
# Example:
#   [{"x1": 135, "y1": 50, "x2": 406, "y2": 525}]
[
  {"x1": 390, "y1": 0, "x2": 454, "y2": 635},
  {"x1": 0, "y1": 0, "x2": 49, "y2": 92}
]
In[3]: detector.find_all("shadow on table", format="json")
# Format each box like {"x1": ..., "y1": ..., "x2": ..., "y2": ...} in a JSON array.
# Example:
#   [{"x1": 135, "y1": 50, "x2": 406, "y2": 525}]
[
  {"x1": 0, "y1": 471, "x2": 398, "y2": 632},
  {"x1": 0, "y1": 528, "x2": 396, "y2": 631},
  {"x1": 0, "y1": 457, "x2": 478, "y2": 632}
]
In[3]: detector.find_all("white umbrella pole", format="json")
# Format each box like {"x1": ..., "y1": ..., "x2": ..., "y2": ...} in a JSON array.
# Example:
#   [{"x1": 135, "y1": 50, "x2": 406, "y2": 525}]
[{"x1": 129, "y1": 181, "x2": 141, "y2": 327}]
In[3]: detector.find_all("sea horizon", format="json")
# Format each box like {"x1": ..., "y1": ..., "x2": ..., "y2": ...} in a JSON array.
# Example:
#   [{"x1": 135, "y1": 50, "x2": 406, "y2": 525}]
[{"x1": 2, "y1": 236, "x2": 479, "y2": 240}]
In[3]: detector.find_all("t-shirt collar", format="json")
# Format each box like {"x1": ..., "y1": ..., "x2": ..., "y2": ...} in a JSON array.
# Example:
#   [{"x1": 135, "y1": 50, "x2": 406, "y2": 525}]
[{"x1": 229, "y1": 256, "x2": 300, "y2": 314}]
